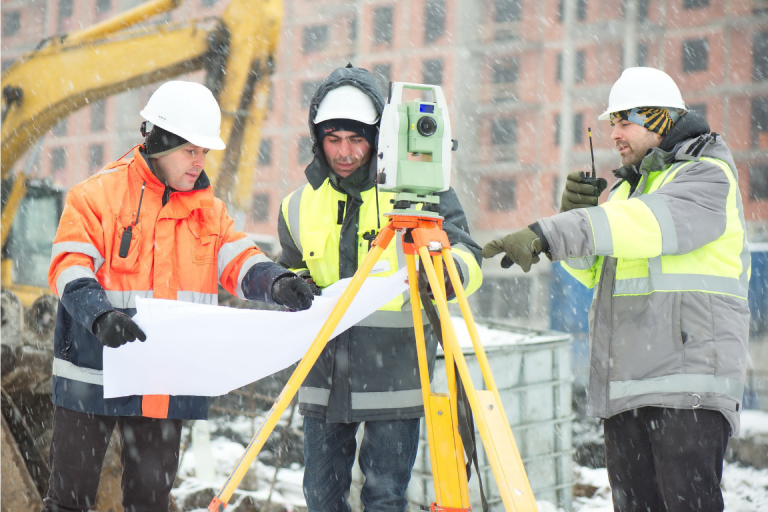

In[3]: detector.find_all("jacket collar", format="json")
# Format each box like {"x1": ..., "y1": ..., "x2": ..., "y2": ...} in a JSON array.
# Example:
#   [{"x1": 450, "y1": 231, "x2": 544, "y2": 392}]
[{"x1": 127, "y1": 146, "x2": 214, "y2": 217}]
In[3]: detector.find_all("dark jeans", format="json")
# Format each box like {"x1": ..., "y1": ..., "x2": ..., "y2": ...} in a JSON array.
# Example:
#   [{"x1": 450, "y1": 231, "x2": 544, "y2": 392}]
[
  {"x1": 42, "y1": 406, "x2": 183, "y2": 512},
  {"x1": 604, "y1": 407, "x2": 730, "y2": 512},
  {"x1": 303, "y1": 417, "x2": 420, "y2": 512}
]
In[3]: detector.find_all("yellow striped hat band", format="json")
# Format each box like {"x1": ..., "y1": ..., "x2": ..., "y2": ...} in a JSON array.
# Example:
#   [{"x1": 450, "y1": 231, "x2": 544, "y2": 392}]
[{"x1": 610, "y1": 108, "x2": 675, "y2": 136}]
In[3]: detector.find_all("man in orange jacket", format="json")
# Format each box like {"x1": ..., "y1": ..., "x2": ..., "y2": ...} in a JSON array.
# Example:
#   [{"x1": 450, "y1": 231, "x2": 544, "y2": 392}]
[{"x1": 43, "y1": 81, "x2": 313, "y2": 512}]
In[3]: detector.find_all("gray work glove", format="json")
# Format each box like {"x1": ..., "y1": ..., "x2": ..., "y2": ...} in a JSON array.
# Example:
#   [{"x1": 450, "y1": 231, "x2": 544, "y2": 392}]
[
  {"x1": 271, "y1": 275, "x2": 314, "y2": 311},
  {"x1": 93, "y1": 310, "x2": 146, "y2": 348},
  {"x1": 560, "y1": 172, "x2": 608, "y2": 212},
  {"x1": 481, "y1": 228, "x2": 545, "y2": 273}
]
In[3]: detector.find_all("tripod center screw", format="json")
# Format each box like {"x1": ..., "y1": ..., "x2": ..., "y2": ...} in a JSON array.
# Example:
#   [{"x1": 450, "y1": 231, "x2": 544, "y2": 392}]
[{"x1": 488, "y1": 404, "x2": 494, "y2": 410}]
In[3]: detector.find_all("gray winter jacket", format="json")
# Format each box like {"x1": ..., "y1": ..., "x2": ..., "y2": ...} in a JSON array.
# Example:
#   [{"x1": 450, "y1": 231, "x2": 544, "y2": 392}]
[
  {"x1": 276, "y1": 66, "x2": 483, "y2": 423},
  {"x1": 536, "y1": 112, "x2": 750, "y2": 434}
]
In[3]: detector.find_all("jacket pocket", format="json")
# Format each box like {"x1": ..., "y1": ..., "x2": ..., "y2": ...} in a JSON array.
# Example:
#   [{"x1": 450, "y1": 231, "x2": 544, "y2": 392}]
[
  {"x1": 672, "y1": 292, "x2": 684, "y2": 351},
  {"x1": 188, "y1": 215, "x2": 220, "y2": 266},
  {"x1": 110, "y1": 218, "x2": 141, "y2": 274},
  {"x1": 302, "y1": 229, "x2": 333, "y2": 286}
]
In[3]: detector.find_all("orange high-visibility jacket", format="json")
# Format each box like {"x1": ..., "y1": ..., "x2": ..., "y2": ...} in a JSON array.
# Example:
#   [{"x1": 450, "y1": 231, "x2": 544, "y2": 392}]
[{"x1": 48, "y1": 146, "x2": 284, "y2": 419}]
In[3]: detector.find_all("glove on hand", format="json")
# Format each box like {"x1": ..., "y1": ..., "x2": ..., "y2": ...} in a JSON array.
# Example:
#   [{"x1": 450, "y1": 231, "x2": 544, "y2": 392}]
[
  {"x1": 560, "y1": 172, "x2": 608, "y2": 212},
  {"x1": 302, "y1": 276, "x2": 323, "y2": 296},
  {"x1": 272, "y1": 275, "x2": 314, "y2": 311},
  {"x1": 481, "y1": 227, "x2": 545, "y2": 273},
  {"x1": 93, "y1": 310, "x2": 146, "y2": 348}
]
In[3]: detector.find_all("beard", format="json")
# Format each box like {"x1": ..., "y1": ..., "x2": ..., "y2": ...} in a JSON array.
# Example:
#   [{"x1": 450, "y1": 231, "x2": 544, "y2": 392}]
[{"x1": 618, "y1": 130, "x2": 662, "y2": 168}]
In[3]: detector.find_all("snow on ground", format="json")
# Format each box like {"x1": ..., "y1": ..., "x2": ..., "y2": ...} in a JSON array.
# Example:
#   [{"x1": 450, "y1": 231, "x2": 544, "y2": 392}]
[
  {"x1": 738, "y1": 409, "x2": 768, "y2": 437},
  {"x1": 573, "y1": 462, "x2": 768, "y2": 511},
  {"x1": 173, "y1": 409, "x2": 768, "y2": 511}
]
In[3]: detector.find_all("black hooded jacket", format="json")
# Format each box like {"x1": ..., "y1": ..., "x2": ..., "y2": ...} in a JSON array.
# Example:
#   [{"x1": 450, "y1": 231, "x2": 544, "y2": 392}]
[{"x1": 276, "y1": 66, "x2": 483, "y2": 422}]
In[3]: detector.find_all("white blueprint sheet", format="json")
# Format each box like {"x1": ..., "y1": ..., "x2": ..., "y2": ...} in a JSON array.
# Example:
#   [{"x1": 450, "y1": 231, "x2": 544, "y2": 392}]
[{"x1": 102, "y1": 268, "x2": 408, "y2": 398}]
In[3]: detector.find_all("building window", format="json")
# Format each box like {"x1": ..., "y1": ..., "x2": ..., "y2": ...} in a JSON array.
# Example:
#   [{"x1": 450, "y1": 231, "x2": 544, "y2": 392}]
[
  {"x1": 298, "y1": 136, "x2": 314, "y2": 163},
  {"x1": 558, "y1": 0, "x2": 587, "y2": 21},
  {"x1": 487, "y1": 178, "x2": 516, "y2": 211},
  {"x1": 750, "y1": 165, "x2": 768, "y2": 200},
  {"x1": 301, "y1": 81, "x2": 319, "y2": 108},
  {"x1": 51, "y1": 147, "x2": 67, "y2": 173},
  {"x1": 687, "y1": 103, "x2": 707, "y2": 121},
  {"x1": 258, "y1": 139, "x2": 272, "y2": 166},
  {"x1": 2, "y1": 11, "x2": 21, "y2": 37},
  {"x1": 373, "y1": 6, "x2": 393, "y2": 45},
  {"x1": 422, "y1": 59, "x2": 443, "y2": 85},
  {"x1": 752, "y1": 97, "x2": 768, "y2": 149},
  {"x1": 556, "y1": 50, "x2": 585, "y2": 83},
  {"x1": 495, "y1": 0, "x2": 521, "y2": 22},
  {"x1": 91, "y1": 100, "x2": 106, "y2": 132},
  {"x1": 251, "y1": 193, "x2": 271, "y2": 222},
  {"x1": 202, "y1": 0, "x2": 218, "y2": 7},
  {"x1": 349, "y1": 15, "x2": 357, "y2": 43},
  {"x1": 754, "y1": 31, "x2": 768, "y2": 82},
  {"x1": 52, "y1": 119, "x2": 67, "y2": 137},
  {"x1": 372, "y1": 64, "x2": 392, "y2": 96},
  {"x1": 424, "y1": 0, "x2": 445, "y2": 44},
  {"x1": 637, "y1": 43, "x2": 648, "y2": 67},
  {"x1": 96, "y1": 0, "x2": 111, "y2": 14},
  {"x1": 554, "y1": 113, "x2": 584, "y2": 146},
  {"x1": 473, "y1": 276, "x2": 531, "y2": 320},
  {"x1": 683, "y1": 0, "x2": 709, "y2": 8},
  {"x1": 58, "y1": 0, "x2": 73, "y2": 32},
  {"x1": 89, "y1": 144, "x2": 104, "y2": 171},
  {"x1": 682, "y1": 38, "x2": 708, "y2": 73},
  {"x1": 638, "y1": 0, "x2": 649, "y2": 20},
  {"x1": 491, "y1": 118, "x2": 517, "y2": 146},
  {"x1": 302, "y1": 25, "x2": 329, "y2": 53},
  {"x1": 492, "y1": 58, "x2": 519, "y2": 83}
]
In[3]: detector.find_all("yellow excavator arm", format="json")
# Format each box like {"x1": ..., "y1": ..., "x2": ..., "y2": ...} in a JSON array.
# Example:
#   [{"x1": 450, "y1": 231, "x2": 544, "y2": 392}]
[
  {"x1": 1, "y1": 0, "x2": 281, "y2": 302},
  {"x1": 1, "y1": 0, "x2": 280, "y2": 209}
]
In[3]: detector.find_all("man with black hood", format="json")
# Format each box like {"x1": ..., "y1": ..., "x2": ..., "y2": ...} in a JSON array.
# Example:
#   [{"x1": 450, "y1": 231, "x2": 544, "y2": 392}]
[
  {"x1": 277, "y1": 65, "x2": 483, "y2": 511},
  {"x1": 483, "y1": 67, "x2": 750, "y2": 512}
]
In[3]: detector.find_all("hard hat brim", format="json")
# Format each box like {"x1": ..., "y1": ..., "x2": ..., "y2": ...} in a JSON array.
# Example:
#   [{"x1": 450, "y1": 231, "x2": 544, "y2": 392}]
[{"x1": 141, "y1": 110, "x2": 226, "y2": 150}]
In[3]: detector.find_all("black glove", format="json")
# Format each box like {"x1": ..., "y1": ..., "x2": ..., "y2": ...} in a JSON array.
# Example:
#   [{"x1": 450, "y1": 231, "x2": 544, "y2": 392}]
[
  {"x1": 481, "y1": 227, "x2": 546, "y2": 273},
  {"x1": 560, "y1": 172, "x2": 608, "y2": 212},
  {"x1": 271, "y1": 275, "x2": 314, "y2": 311},
  {"x1": 300, "y1": 274, "x2": 323, "y2": 296},
  {"x1": 93, "y1": 310, "x2": 146, "y2": 348}
]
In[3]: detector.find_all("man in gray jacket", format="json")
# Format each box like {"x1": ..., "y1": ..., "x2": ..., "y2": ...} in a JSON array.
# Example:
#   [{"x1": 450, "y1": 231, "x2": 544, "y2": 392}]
[
  {"x1": 277, "y1": 65, "x2": 483, "y2": 512},
  {"x1": 483, "y1": 67, "x2": 750, "y2": 512}
]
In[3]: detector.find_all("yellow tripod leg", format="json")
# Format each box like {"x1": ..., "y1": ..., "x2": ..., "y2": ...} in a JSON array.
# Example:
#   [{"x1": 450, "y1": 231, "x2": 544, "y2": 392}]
[
  {"x1": 407, "y1": 254, "x2": 467, "y2": 508},
  {"x1": 419, "y1": 247, "x2": 538, "y2": 512},
  {"x1": 208, "y1": 243, "x2": 387, "y2": 511}
]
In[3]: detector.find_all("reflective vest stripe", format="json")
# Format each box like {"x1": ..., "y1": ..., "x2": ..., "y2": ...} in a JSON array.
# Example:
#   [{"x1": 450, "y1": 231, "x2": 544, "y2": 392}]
[
  {"x1": 609, "y1": 374, "x2": 744, "y2": 402},
  {"x1": 351, "y1": 389, "x2": 423, "y2": 410},
  {"x1": 638, "y1": 194, "x2": 679, "y2": 255},
  {"x1": 299, "y1": 386, "x2": 424, "y2": 410},
  {"x1": 51, "y1": 241, "x2": 105, "y2": 273},
  {"x1": 235, "y1": 254, "x2": 273, "y2": 299},
  {"x1": 176, "y1": 291, "x2": 218, "y2": 305},
  {"x1": 104, "y1": 290, "x2": 153, "y2": 308},
  {"x1": 613, "y1": 273, "x2": 747, "y2": 297},
  {"x1": 218, "y1": 237, "x2": 257, "y2": 278},
  {"x1": 586, "y1": 207, "x2": 613, "y2": 255},
  {"x1": 299, "y1": 386, "x2": 330, "y2": 405},
  {"x1": 286, "y1": 185, "x2": 306, "y2": 255},
  {"x1": 56, "y1": 265, "x2": 97, "y2": 298},
  {"x1": 53, "y1": 358, "x2": 103, "y2": 385}
]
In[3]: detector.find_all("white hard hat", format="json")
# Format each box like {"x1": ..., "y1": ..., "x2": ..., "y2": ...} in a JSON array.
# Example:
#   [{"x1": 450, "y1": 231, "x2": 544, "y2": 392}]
[
  {"x1": 314, "y1": 85, "x2": 380, "y2": 125},
  {"x1": 140, "y1": 81, "x2": 226, "y2": 150},
  {"x1": 598, "y1": 67, "x2": 686, "y2": 121}
]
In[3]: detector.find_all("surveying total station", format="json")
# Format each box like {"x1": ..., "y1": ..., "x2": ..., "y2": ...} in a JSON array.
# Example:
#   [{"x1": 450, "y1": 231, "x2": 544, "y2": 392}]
[{"x1": 208, "y1": 83, "x2": 538, "y2": 512}]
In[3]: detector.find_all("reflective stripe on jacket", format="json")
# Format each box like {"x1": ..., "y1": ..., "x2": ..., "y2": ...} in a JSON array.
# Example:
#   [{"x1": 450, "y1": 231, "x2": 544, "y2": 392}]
[
  {"x1": 48, "y1": 146, "x2": 272, "y2": 420},
  {"x1": 278, "y1": 178, "x2": 483, "y2": 422},
  {"x1": 538, "y1": 134, "x2": 750, "y2": 434}
]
